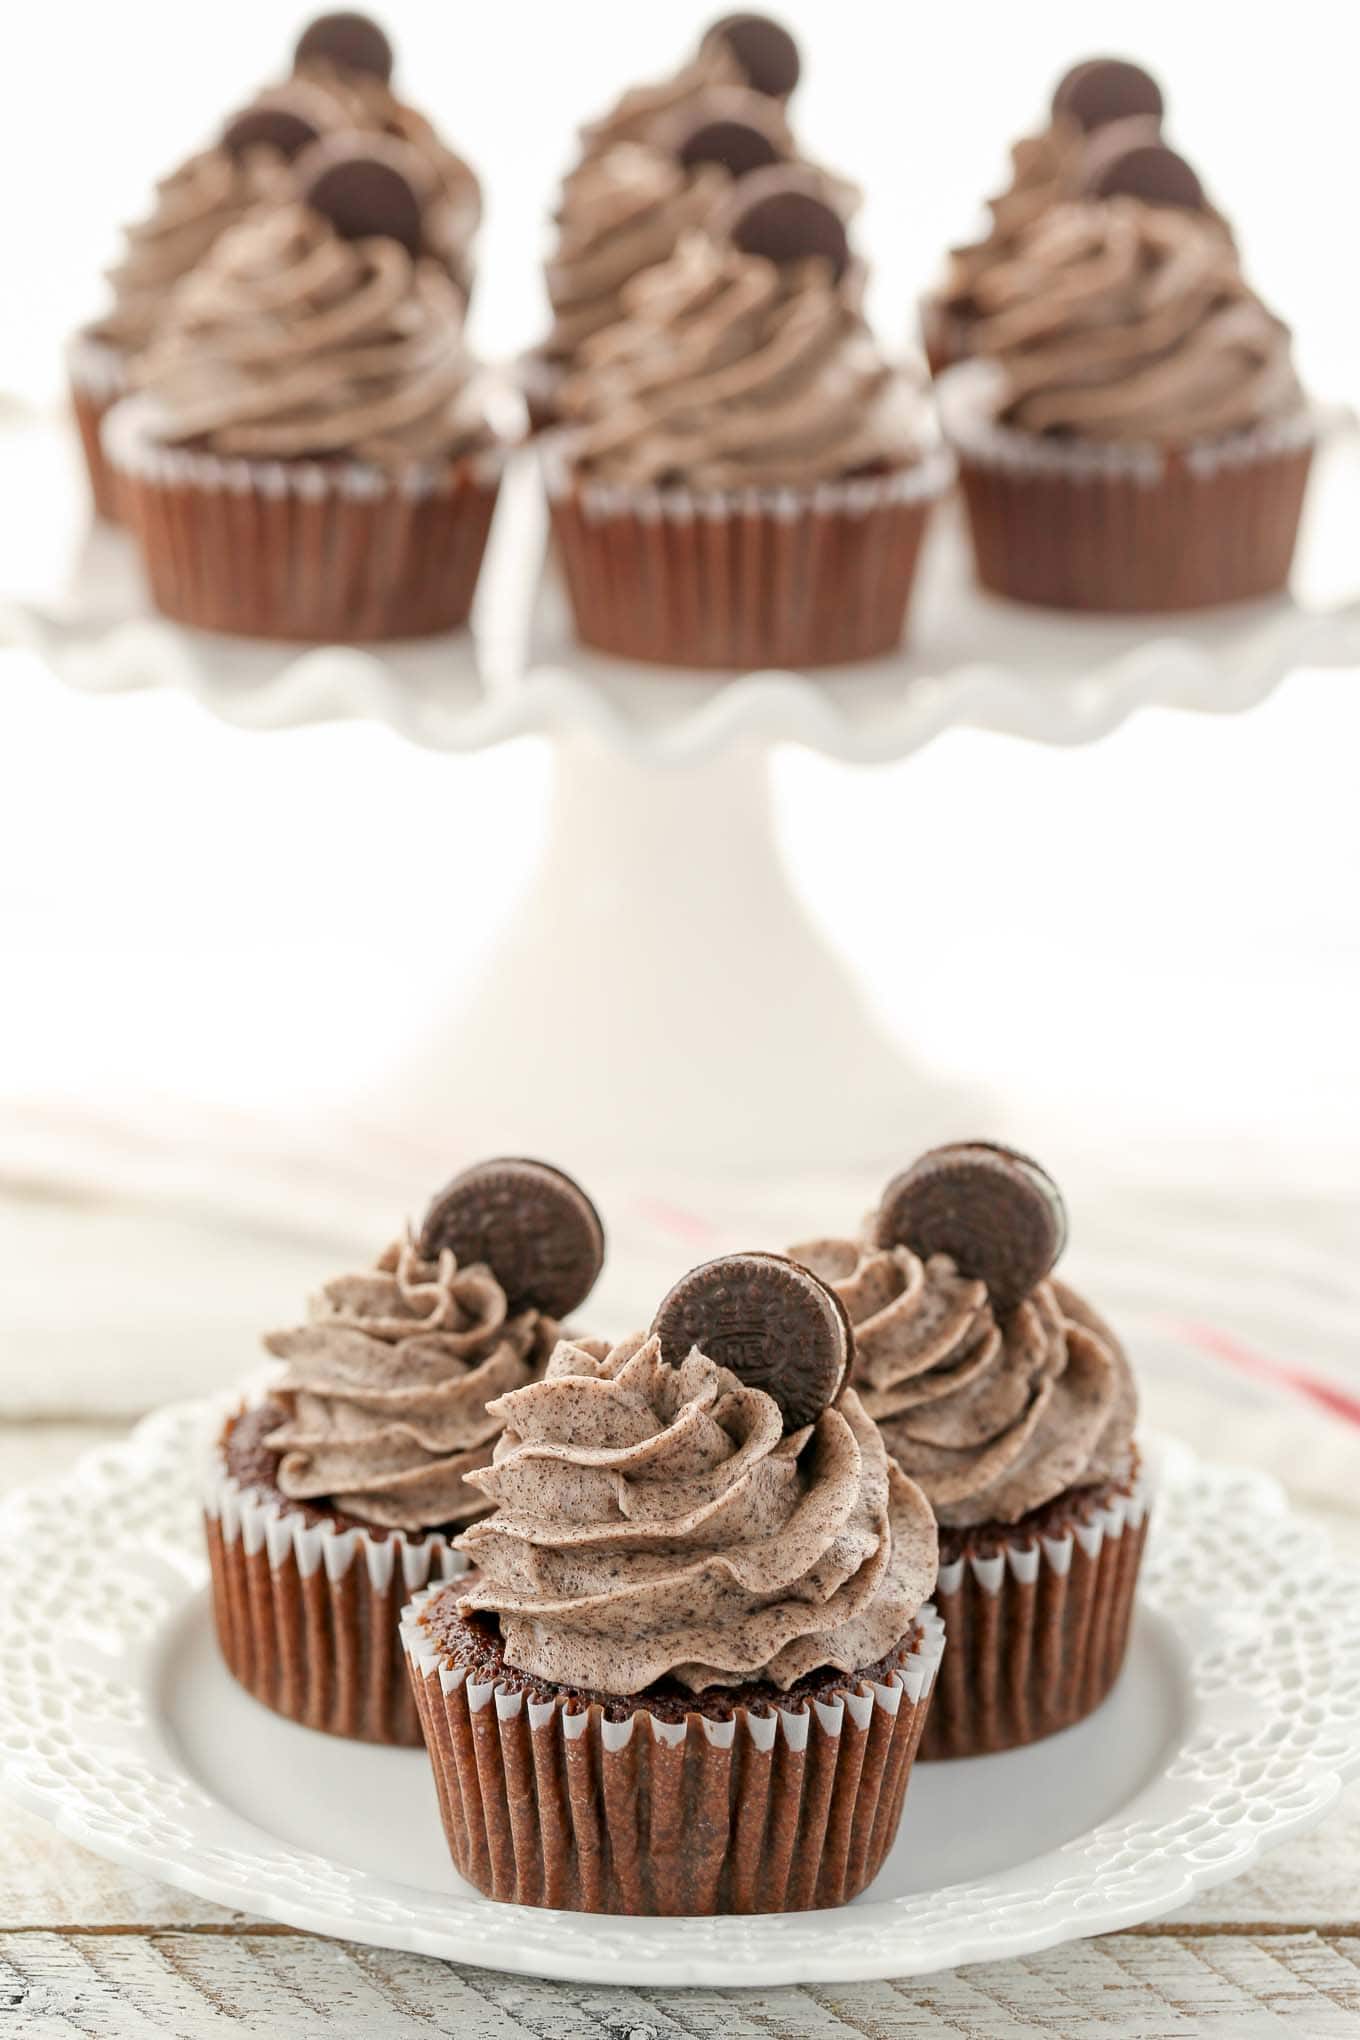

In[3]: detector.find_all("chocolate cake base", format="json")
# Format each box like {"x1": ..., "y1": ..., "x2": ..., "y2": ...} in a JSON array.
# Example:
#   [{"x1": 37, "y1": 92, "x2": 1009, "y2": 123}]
[
  {"x1": 921, "y1": 1473, "x2": 1149, "y2": 1761},
  {"x1": 403, "y1": 1589, "x2": 944, "y2": 1914}
]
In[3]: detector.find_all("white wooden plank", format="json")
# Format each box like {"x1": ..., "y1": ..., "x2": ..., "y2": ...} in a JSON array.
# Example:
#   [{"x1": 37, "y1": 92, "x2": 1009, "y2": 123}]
[{"x1": 1, "y1": 1933, "x2": 1358, "y2": 2038}]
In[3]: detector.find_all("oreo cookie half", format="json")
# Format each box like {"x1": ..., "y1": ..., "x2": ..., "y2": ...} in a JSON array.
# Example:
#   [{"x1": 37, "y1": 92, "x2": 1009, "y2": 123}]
[
  {"x1": 702, "y1": 13, "x2": 802, "y2": 100},
  {"x1": 221, "y1": 105, "x2": 323, "y2": 165},
  {"x1": 418, "y1": 1159, "x2": 605, "y2": 1320},
  {"x1": 651, "y1": 1250, "x2": 850, "y2": 1431},
  {"x1": 300, "y1": 139, "x2": 425, "y2": 259},
  {"x1": 874, "y1": 1143, "x2": 1067, "y2": 1316},
  {"x1": 1084, "y1": 129, "x2": 1206, "y2": 212},
  {"x1": 294, "y1": 11, "x2": 394, "y2": 83},
  {"x1": 1052, "y1": 57, "x2": 1164, "y2": 134},
  {"x1": 727, "y1": 166, "x2": 850, "y2": 279}
]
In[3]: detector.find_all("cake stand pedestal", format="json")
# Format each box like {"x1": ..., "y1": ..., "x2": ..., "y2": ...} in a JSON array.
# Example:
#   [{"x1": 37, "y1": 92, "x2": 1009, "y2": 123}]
[{"x1": 4, "y1": 412, "x2": 1360, "y2": 1170}]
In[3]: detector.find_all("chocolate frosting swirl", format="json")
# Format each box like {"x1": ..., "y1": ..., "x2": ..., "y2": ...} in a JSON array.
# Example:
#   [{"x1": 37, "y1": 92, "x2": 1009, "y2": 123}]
[
  {"x1": 137, "y1": 201, "x2": 491, "y2": 465},
  {"x1": 456, "y1": 1332, "x2": 937, "y2": 1693},
  {"x1": 263, "y1": 1236, "x2": 558, "y2": 1532},
  {"x1": 939, "y1": 120, "x2": 1087, "y2": 326},
  {"x1": 578, "y1": 40, "x2": 745, "y2": 163},
  {"x1": 971, "y1": 200, "x2": 1302, "y2": 443},
  {"x1": 558, "y1": 232, "x2": 929, "y2": 488},
  {"x1": 92, "y1": 147, "x2": 292, "y2": 357},
  {"x1": 790, "y1": 1238, "x2": 1137, "y2": 1529}
]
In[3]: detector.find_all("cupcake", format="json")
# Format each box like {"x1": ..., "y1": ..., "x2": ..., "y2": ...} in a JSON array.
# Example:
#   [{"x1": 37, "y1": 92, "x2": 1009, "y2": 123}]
[
  {"x1": 205, "y1": 1160, "x2": 604, "y2": 1745},
  {"x1": 543, "y1": 171, "x2": 952, "y2": 670},
  {"x1": 936, "y1": 156, "x2": 1314, "y2": 614},
  {"x1": 791, "y1": 1143, "x2": 1147, "y2": 1759},
  {"x1": 921, "y1": 56, "x2": 1179, "y2": 377},
  {"x1": 105, "y1": 141, "x2": 506, "y2": 642},
  {"x1": 402, "y1": 1252, "x2": 942, "y2": 1913}
]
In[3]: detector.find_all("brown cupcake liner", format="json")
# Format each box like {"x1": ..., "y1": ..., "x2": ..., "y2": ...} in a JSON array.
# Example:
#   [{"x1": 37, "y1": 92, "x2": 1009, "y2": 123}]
[
  {"x1": 921, "y1": 1477, "x2": 1150, "y2": 1761},
  {"x1": 937, "y1": 360, "x2": 1316, "y2": 614},
  {"x1": 402, "y1": 1587, "x2": 945, "y2": 1914},
  {"x1": 542, "y1": 434, "x2": 954, "y2": 671},
  {"x1": 204, "y1": 1451, "x2": 465, "y2": 1746},
  {"x1": 104, "y1": 393, "x2": 503, "y2": 642},
  {"x1": 68, "y1": 331, "x2": 131, "y2": 523}
]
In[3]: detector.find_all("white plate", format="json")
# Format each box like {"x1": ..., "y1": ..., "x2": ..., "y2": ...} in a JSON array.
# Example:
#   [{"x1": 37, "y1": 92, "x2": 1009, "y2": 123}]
[
  {"x1": 1, "y1": 1403, "x2": 1357, "y2": 1985},
  {"x1": 3, "y1": 408, "x2": 1360, "y2": 766}
]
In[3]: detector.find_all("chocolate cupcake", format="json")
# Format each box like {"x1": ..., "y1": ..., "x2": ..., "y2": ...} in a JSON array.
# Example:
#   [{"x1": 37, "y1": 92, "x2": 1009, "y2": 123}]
[
  {"x1": 791, "y1": 1144, "x2": 1147, "y2": 1759},
  {"x1": 936, "y1": 182, "x2": 1314, "y2": 612},
  {"x1": 542, "y1": 172, "x2": 951, "y2": 670},
  {"x1": 205, "y1": 1160, "x2": 604, "y2": 1745},
  {"x1": 104, "y1": 141, "x2": 505, "y2": 641},
  {"x1": 402, "y1": 1253, "x2": 942, "y2": 1913},
  {"x1": 921, "y1": 56, "x2": 1183, "y2": 377}
]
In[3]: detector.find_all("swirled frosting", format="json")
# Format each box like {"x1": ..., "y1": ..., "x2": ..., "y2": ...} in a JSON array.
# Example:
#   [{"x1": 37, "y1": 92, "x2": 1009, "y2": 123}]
[
  {"x1": 578, "y1": 40, "x2": 745, "y2": 162},
  {"x1": 971, "y1": 200, "x2": 1302, "y2": 443},
  {"x1": 558, "y1": 232, "x2": 929, "y2": 488},
  {"x1": 790, "y1": 1238, "x2": 1137, "y2": 1530},
  {"x1": 937, "y1": 120, "x2": 1087, "y2": 328},
  {"x1": 92, "y1": 147, "x2": 292, "y2": 357},
  {"x1": 456, "y1": 1332, "x2": 938, "y2": 1693},
  {"x1": 262, "y1": 1236, "x2": 558, "y2": 1532},
  {"x1": 136, "y1": 201, "x2": 491, "y2": 465}
]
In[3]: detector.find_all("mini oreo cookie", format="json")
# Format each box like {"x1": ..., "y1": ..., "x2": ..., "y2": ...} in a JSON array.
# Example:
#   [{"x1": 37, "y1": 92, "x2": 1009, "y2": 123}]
[
  {"x1": 1084, "y1": 133, "x2": 1206, "y2": 212},
  {"x1": 728, "y1": 167, "x2": 850, "y2": 279},
  {"x1": 221, "y1": 105, "x2": 322, "y2": 165},
  {"x1": 1052, "y1": 57, "x2": 1164, "y2": 134},
  {"x1": 294, "y1": 10, "x2": 394, "y2": 83},
  {"x1": 301, "y1": 140, "x2": 424, "y2": 259},
  {"x1": 875, "y1": 1143, "x2": 1067, "y2": 1316},
  {"x1": 673, "y1": 96, "x2": 789, "y2": 179},
  {"x1": 651, "y1": 1251, "x2": 850, "y2": 1431},
  {"x1": 418, "y1": 1159, "x2": 604, "y2": 1320},
  {"x1": 702, "y1": 13, "x2": 802, "y2": 100}
]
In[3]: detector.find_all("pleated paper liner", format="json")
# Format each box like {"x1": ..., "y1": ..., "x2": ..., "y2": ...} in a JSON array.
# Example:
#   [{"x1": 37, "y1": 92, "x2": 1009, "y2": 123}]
[
  {"x1": 402, "y1": 1589, "x2": 946, "y2": 1915},
  {"x1": 921, "y1": 1476, "x2": 1150, "y2": 1761},
  {"x1": 103, "y1": 393, "x2": 504, "y2": 642},
  {"x1": 204, "y1": 1444, "x2": 466, "y2": 1747},
  {"x1": 937, "y1": 360, "x2": 1316, "y2": 614},
  {"x1": 67, "y1": 330, "x2": 132, "y2": 524},
  {"x1": 542, "y1": 433, "x2": 955, "y2": 671}
]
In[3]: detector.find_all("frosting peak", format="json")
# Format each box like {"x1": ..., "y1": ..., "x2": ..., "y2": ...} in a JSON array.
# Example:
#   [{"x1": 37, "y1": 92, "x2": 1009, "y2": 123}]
[
  {"x1": 791, "y1": 1237, "x2": 1136, "y2": 1528},
  {"x1": 457, "y1": 1332, "x2": 937, "y2": 1692},
  {"x1": 263, "y1": 1235, "x2": 558, "y2": 1531},
  {"x1": 137, "y1": 201, "x2": 490, "y2": 466}
]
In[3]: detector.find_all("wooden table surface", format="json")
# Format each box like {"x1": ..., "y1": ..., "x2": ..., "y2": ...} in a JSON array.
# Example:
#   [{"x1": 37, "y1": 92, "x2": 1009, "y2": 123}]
[{"x1": 3, "y1": 1422, "x2": 1358, "y2": 2038}]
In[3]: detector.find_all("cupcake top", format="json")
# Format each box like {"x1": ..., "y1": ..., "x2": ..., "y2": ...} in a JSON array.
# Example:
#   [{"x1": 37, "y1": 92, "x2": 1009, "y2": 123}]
[
  {"x1": 791, "y1": 1144, "x2": 1138, "y2": 1531},
  {"x1": 577, "y1": 12, "x2": 802, "y2": 164},
  {"x1": 456, "y1": 1252, "x2": 938, "y2": 1694},
  {"x1": 557, "y1": 171, "x2": 932, "y2": 489},
  {"x1": 545, "y1": 89, "x2": 809, "y2": 366},
  {"x1": 258, "y1": 1159, "x2": 605, "y2": 1533},
  {"x1": 937, "y1": 57, "x2": 1194, "y2": 335},
  {"x1": 969, "y1": 196, "x2": 1302, "y2": 445},
  {"x1": 135, "y1": 143, "x2": 491, "y2": 467}
]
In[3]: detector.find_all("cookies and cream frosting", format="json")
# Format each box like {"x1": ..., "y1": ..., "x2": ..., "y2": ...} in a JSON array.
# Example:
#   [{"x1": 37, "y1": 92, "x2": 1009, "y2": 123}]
[
  {"x1": 971, "y1": 200, "x2": 1302, "y2": 444},
  {"x1": 558, "y1": 231, "x2": 929, "y2": 488},
  {"x1": 456, "y1": 1332, "x2": 938, "y2": 1692},
  {"x1": 790, "y1": 1238, "x2": 1137, "y2": 1529},
  {"x1": 578, "y1": 39, "x2": 746, "y2": 162},
  {"x1": 937, "y1": 119, "x2": 1087, "y2": 326},
  {"x1": 137, "y1": 201, "x2": 490, "y2": 465},
  {"x1": 262, "y1": 1237, "x2": 559, "y2": 1532}
]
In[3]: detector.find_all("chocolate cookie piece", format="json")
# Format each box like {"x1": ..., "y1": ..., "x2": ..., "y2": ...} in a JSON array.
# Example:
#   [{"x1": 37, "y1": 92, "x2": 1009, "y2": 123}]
[
  {"x1": 673, "y1": 92, "x2": 789, "y2": 179},
  {"x1": 300, "y1": 139, "x2": 425, "y2": 258},
  {"x1": 221, "y1": 104, "x2": 322, "y2": 164},
  {"x1": 294, "y1": 10, "x2": 394, "y2": 83},
  {"x1": 702, "y1": 13, "x2": 801, "y2": 100},
  {"x1": 1084, "y1": 131, "x2": 1206, "y2": 211},
  {"x1": 418, "y1": 1159, "x2": 605, "y2": 1320},
  {"x1": 875, "y1": 1143, "x2": 1067, "y2": 1316},
  {"x1": 651, "y1": 1251, "x2": 850, "y2": 1431},
  {"x1": 1052, "y1": 57, "x2": 1164, "y2": 134},
  {"x1": 727, "y1": 167, "x2": 850, "y2": 279}
]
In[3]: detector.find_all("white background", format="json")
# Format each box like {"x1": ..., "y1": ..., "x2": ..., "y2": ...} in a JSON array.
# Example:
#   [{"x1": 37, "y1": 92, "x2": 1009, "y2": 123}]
[{"x1": 1, "y1": 1, "x2": 1357, "y2": 1392}]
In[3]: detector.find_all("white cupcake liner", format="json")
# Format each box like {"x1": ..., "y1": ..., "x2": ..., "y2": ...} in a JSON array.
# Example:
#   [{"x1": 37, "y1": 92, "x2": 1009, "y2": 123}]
[{"x1": 66, "y1": 329, "x2": 132, "y2": 401}]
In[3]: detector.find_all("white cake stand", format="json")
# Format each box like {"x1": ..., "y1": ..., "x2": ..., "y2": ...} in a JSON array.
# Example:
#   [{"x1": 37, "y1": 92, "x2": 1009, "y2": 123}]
[{"x1": 5, "y1": 407, "x2": 1360, "y2": 1168}]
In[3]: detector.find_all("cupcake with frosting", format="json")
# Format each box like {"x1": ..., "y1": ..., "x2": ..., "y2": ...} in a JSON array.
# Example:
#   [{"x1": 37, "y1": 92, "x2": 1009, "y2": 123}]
[
  {"x1": 543, "y1": 169, "x2": 951, "y2": 670},
  {"x1": 921, "y1": 55, "x2": 1185, "y2": 376},
  {"x1": 206, "y1": 1160, "x2": 605, "y2": 1745},
  {"x1": 104, "y1": 140, "x2": 505, "y2": 641},
  {"x1": 791, "y1": 1142, "x2": 1148, "y2": 1758},
  {"x1": 402, "y1": 1252, "x2": 942, "y2": 1913},
  {"x1": 935, "y1": 167, "x2": 1314, "y2": 612}
]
